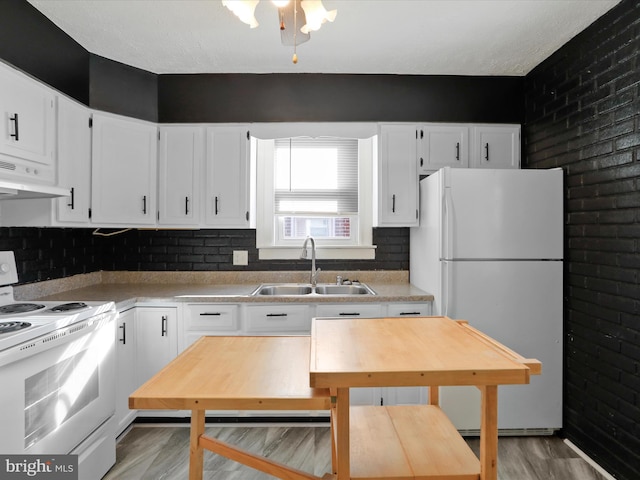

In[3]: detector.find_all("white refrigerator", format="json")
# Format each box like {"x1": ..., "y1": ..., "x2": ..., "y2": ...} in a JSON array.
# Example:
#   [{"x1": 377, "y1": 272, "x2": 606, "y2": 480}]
[{"x1": 410, "y1": 167, "x2": 563, "y2": 433}]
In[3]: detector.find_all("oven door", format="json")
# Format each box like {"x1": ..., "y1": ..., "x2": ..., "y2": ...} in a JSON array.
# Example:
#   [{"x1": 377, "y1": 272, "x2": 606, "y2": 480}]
[{"x1": 0, "y1": 310, "x2": 116, "y2": 454}]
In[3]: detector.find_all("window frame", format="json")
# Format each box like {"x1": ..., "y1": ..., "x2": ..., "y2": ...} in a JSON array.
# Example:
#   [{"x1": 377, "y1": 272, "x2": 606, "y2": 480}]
[{"x1": 256, "y1": 135, "x2": 376, "y2": 260}]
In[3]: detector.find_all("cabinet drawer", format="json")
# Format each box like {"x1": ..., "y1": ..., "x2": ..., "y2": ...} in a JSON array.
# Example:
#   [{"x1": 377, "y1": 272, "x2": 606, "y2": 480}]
[
  {"x1": 315, "y1": 304, "x2": 383, "y2": 319},
  {"x1": 185, "y1": 304, "x2": 239, "y2": 331},
  {"x1": 245, "y1": 304, "x2": 311, "y2": 333},
  {"x1": 387, "y1": 303, "x2": 432, "y2": 317}
]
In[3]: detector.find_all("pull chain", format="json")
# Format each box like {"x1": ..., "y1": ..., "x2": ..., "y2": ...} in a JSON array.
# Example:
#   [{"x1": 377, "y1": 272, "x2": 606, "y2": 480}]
[{"x1": 292, "y1": 1, "x2": 298, "y2": 64}]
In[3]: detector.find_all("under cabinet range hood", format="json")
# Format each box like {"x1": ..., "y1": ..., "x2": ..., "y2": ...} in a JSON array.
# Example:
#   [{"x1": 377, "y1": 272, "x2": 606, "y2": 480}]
[{"x1": 0, "y1": 179, "x2": 70, "y2": 199}]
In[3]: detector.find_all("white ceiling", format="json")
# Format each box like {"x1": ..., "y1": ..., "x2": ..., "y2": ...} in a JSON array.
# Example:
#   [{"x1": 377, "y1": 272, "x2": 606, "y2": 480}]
[{"x1": 27, "y1": 0, "x2": 621, "y2": 76}]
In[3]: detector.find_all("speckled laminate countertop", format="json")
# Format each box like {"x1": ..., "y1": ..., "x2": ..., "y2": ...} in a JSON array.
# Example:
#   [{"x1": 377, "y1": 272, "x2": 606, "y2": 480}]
[{"x1": 17, "y1": 271, "x2": 433, "y2": 311}]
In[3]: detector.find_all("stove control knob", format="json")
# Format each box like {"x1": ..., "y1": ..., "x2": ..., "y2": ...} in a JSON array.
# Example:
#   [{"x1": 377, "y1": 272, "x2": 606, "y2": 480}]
[{"x1": 0, "y1": 263, "x2": 10, "y2": 274}]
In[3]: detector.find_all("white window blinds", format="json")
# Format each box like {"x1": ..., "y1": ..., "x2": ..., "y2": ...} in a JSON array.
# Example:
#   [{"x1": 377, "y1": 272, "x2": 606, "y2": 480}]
[{"x1": 274, "y1": 138, "x2": 359, "y2": 215}]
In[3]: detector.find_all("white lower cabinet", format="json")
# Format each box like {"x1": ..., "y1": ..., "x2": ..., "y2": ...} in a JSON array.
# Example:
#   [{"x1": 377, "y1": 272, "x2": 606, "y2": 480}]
[
  {"x1": 181, "y1": 303, "x2": 240, "y2": 351},
  {"x1": 315, "y1": 303, "x2": 383, "y2": 319},
  {"x1": 128, "y1": 299, "x2": 433, "y2": 420},
  {"x1": 135, "y1": 306, "x2": 178, "y2": 417},
  {"x1": 115, "y1": 307, "x2": 137, "y2": 435},
  {"x1": 386, "y1": 302, "x2": 432, "y2": 317},
  {"x1": 245, "y1": 304, "x2": 311, "y2": 334}
]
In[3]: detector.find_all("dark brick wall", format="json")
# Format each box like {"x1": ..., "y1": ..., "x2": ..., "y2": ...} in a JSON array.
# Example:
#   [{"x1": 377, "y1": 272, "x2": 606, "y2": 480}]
[
  {"x1": 524, "y1": 1, "x2": 640, "y2": 479},
  {"x1": 0, "y1": 228, "x2": 103, "y2": 284},
  {"x1": 101, "y1": 227, "x2": 409, "y2": 272},
  {"x1": 0, "y1": 227, "x2": 409, "y2": 285}
]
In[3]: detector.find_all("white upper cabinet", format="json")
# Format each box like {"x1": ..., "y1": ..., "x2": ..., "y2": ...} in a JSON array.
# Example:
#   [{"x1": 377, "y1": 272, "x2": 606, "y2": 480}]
[
  {"x1": 376, "y1": 124, "x2": 419, "y2": 227},
  {"x1": 56, "y1": 96, "x2": 91, "y2": 224},
  {"x1": 204, "y1": 125, "x2": 250, "y2": 228},
  {"x1": 471, "y1": 124, "x2": 520, "y2": 169},
  {"x1": 158, "y1": 126, "x2": 204, "y2": 226},
  {"x1": 0, "y1": 63, "x2": 56, "y2": 183},
  {"x1": 417, "y1": 125, "x2": 469, "y2": 174},
  {"x1": 91, "y1": 112, "x2": 158, "y2": 226}
]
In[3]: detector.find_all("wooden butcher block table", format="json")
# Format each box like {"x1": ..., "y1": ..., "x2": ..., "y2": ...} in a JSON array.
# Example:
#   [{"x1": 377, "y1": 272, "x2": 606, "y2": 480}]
[{"x1": 130, "y1": 317, "x2": 541, "y2": 480}]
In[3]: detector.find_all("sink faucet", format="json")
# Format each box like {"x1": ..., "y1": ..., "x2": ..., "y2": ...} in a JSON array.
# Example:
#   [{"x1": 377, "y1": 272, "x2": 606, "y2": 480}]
[{"x1": 300, "y1": 236, "x2": 321, "y2": 286}]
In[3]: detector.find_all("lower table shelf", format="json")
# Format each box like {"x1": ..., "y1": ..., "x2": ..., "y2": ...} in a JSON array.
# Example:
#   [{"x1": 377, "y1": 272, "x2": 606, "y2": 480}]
[{"x1": 350, "y1": 405, "x2": 480, "y2": 480}]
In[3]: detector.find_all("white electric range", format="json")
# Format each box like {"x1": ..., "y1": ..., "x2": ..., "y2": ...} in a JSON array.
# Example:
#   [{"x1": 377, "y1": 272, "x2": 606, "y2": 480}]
[{"x1": 0, "y1": 251, "x2": 117, "y2": 480}]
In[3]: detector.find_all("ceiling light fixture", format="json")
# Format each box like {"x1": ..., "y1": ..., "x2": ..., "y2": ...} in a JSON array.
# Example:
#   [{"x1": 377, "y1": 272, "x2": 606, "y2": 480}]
[{"x1": 222, "y1": 0, "x2": 337, "y2": 64}]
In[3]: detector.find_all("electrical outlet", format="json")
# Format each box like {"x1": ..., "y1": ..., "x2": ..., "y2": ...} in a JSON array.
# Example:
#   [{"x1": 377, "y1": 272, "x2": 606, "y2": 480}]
[{"x1": 233, "y1": 250, "x2": 248, "y2": 266}]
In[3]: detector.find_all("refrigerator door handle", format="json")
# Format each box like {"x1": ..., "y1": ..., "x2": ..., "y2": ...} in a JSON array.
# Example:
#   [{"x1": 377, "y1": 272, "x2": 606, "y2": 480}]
[
  {"x1": 442, "y1": 187, "x2": 454, "y2": 260},
  {"x1": 442, "y1": 260, "x2": 452, "y2": 317}
]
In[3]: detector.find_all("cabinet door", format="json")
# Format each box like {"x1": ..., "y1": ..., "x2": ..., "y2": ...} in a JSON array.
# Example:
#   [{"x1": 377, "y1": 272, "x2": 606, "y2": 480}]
[
  {"x1": 181, "y1": 303, "x2": 240, "y2": 351},
  {"x1": 472, "y1": 125, "x2": 520, "y2": 169},
  {"x1": 315, "y1": 304, "x2": 383, "y2": 319},
  {"x1": 387, "y1": 303, "x2": 432, "y2": 317},
  {"x1": 91, "y1": 113, "x2": 158, "y2": 225},
  {"x1": 386, "y1": 387, "x2": 429, "y2": 406},
  {"x1": 0, "y1": 63, "x2": 55, "y2": 175},
  {"x1": 376, "y1": 125, "x2": 418, "y2": 227},
  {"x1": 115, "y1": 308, "x2": 137, "y2": 435},
  {"x1": 204, "y1": 126, "x2": 250, "y2": 227},
  {"x1": 135, "y1": 307, "x2": 178, "y2": 387},
  {"x1": 245, "y1": 304, "x2": 311, "y2": 334},
  {"x1": 158, "y1": 126, "x2": 203, "y2": 226},
  {"x1": 56, "y1": 97, "x2": 91, "y2": 224},
  {"x1": 418, "y1": 125, "x2": 469, "y2": 174}
]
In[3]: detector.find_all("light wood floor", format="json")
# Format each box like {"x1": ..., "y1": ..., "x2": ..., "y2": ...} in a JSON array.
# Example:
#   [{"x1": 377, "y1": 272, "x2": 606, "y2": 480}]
[{"x1": 103, "y1": 424, "x2": 608, "y2": 480}]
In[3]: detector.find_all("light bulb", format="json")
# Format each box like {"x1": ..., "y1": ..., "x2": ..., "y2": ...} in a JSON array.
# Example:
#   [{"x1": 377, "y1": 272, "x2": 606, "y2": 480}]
[
  {"x1": 300, "y1": 0, "x2": 336, "y2": 34},
  {"x1": 272, "y1": 0, "x2": 290, "y2": 7}
]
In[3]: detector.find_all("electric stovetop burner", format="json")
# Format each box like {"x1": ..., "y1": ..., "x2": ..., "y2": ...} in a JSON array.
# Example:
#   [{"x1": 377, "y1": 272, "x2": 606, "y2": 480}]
[
  {"x1": 48, "y1": 302, "x2": 89, "y2": 313},
  {"x1": 0, "y1": 321, "x2": 32, "y2": 334},
  {"x1": 0, "y1": 303, "x2": 46, "y2": 315}
]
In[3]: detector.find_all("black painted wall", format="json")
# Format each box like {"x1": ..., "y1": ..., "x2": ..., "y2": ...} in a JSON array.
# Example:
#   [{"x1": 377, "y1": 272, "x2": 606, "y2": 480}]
[
  {"x1": 90, "y1": 55, "x2": 159, "y2": 123},
  {"x1": 158, "y1": 74, "x2": 522, "y2": 123},
  {"x1": 0, "y1": 0, "x2": 89, "y2": 104},
  {"x1": 524, "y1": 1, "x2": 640, "y2": 479}
]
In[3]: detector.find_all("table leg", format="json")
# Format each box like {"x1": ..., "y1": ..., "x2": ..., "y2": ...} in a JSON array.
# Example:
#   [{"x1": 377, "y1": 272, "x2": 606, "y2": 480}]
[
  {"x1": 479, "y1": 385, "x2": 498, "y2": 480},
  {"x1": 335, "y1": 388, "x2": 350, "y2": 479},
  {"x1": 330, "y1": 389, "x2": 337, "y2": 474},
  {"x1": 189, "y1": 409, "x2": 205, "y2": 480},
  {"x1": 428, "y1": 385, "x2": 440, "y2": 406}
]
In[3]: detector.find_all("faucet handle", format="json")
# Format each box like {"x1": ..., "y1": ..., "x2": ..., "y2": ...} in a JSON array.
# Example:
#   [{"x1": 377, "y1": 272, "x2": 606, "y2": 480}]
[{"x1": 336, "y1": 275, "x2": 343, "y2": 285}]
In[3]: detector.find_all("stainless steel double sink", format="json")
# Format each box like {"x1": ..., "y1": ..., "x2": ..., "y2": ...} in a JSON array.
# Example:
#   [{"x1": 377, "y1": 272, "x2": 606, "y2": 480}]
[{"x1": 251, "y1": 283, "x2": 376, "y2": 297}]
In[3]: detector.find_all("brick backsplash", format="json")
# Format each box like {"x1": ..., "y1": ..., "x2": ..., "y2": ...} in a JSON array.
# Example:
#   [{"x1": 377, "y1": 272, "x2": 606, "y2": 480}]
[
  {"x1": 524, "y1": 1, "x2": 639, "y2": 478},
  {"x1": 0, "y1": 227, "x2": 409, "y2": 285},
  {"x1": 0, "y1": 227, "x2": 103, "y2": 284},
  {"x1": 101, "y1": 227, "x2": 409, "y2": 272}
]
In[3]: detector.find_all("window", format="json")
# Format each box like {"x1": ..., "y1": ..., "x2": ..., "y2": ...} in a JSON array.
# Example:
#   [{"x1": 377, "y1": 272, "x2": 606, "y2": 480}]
[
  {"x1": 255, "y1": 133, "x2": 376, "y2": 260},
  {"x1": 274, "y1": 138, "x2": 358, "y2": 244}
]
